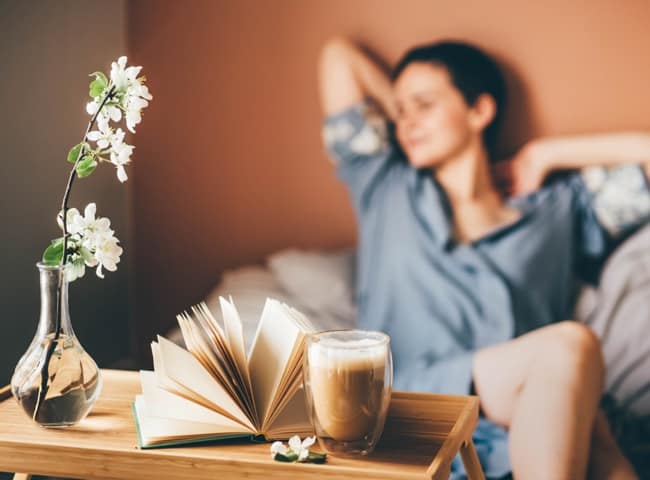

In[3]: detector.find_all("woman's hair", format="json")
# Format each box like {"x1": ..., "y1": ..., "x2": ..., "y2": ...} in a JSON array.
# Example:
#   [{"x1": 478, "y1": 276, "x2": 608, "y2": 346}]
[{"x1": 392, "y1": 41, "x2": 506, "y2": 159}]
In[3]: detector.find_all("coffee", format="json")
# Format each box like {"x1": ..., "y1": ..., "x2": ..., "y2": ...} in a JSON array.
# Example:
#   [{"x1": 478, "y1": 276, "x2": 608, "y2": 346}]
[{"x1": 307, "y1": 338, "x2": 387, "y2": 441}]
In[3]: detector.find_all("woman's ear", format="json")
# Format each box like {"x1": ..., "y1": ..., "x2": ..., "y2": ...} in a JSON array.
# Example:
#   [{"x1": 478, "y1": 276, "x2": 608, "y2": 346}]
[{"x1": 468, "y1": 93, "x2": 497, "y2": 133}]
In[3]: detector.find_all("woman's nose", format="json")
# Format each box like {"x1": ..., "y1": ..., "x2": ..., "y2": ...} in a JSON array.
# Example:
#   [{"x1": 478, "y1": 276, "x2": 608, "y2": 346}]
[{"x1": 401, "y1": 115, "x2": 419, "y2": 133}]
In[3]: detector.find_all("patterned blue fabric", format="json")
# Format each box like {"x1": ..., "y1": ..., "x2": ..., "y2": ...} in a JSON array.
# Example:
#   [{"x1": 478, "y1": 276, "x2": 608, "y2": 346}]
[{"x1": 322, "y1": 99, "x2": 650, "y2": 479}]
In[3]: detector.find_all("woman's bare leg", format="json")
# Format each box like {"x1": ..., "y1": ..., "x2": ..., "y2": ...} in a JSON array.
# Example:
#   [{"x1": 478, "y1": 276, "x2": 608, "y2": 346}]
[
  {"x1": 473, "y1": 321, "x2": 604, "y2": 479},
  {"x1": 588, "y1": 410, "x2": 638, "y2": 479}
]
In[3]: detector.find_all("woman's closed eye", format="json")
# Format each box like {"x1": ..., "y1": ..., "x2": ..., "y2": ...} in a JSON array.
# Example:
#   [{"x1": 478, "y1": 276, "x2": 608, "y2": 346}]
[
  {"x1": 415, "y1": 99, "x2": 435, "y2": 111},
  {"x1": 396, "y1": 101, "x2": 435, "y2": 120}
]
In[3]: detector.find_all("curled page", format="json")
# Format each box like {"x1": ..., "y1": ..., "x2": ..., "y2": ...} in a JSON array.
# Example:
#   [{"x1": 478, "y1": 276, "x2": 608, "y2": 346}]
[
  {"x1": 155, "y1": 335, "x2": 255, "y2": 431},
  {"x1": 247, "y1": 299, "x2": 306, "y2": 428}
]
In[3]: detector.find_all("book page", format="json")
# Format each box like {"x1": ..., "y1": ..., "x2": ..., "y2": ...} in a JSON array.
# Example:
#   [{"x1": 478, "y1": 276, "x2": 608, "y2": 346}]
[
  {"x1": 133, "y1": 395, "x2": 251, "y2": 448},
  {"x1": 140, "y1": 370, "x2": 246, "y2": 428},
  {"x1": 262, "y1": 305, "x2": 315, "y2": 428},
  {"x1": 220, "y1": 296, "x2": 257, "y2": 424},
  {"x1": 264, "y1": 386, "x2": 314, "y2": 440},
  {"x1": 155, "y1": 335, "x2": 255, "y2": 431},
  {"x1": 189, "y1": 305, "x2": 255, "y2": 421},
  {"x1": 192, "y1": 304, "x2": 243, "y2": 391},
  {"x1": 263, "y1": 366, "x2": 304, "y2": 430},
  {"x1": 248, "y1": 299, "x2": 307, "y2": 427},
  {"x1": 178, "y1": 313, "x2": 244, "y2": 408}
]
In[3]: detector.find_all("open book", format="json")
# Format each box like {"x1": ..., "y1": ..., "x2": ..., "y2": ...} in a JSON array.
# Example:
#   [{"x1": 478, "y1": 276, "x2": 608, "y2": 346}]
[{"x1": 132, "y1": 297, "x2": 316, "y2": 448}]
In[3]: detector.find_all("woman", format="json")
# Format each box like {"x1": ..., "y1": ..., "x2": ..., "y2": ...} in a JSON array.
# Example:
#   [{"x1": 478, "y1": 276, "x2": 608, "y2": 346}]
[{"x1": 319, "y1": 36, "x2": 650, "y2": 479}]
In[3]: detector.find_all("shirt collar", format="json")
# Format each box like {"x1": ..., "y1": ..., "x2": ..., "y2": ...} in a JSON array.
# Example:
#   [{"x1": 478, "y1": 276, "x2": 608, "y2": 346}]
[{"x1": 408, "y1": 167, "x2": 536, "y2": 249}]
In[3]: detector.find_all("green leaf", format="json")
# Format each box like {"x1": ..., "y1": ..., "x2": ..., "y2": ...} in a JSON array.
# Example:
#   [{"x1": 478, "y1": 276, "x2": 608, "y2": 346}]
[
  {"x1": 88, "y1": 71, "x2": 108, "y2": 98},
  {"x1": 67, "y1": 142, "x2": 85, "y2": 164},
  {"x1": 306, "y1": 452, "x2": 327, "y2": 464},
  {"x1": 272, "y1": 451, "x2": 326, "y2": 464},
  {"x1": 273, "y1": 452, "x2": 299, "y2": 463},
  {"x1": 76, "y1": 155, "x2": 98, "y2": 178},
  {"x1": 42, "y1": 238, "x2": 64, "y2": 265},
  {"x1": 89, "y1": 71, "x2": 108, "y2": 86},
  {"x1": 89, "y1": 79, "x2": 105, "y2": 98}
]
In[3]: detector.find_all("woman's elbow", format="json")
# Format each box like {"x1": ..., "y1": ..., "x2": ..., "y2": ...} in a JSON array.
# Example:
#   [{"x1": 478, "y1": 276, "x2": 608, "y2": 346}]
[
  {"x1": 319, "y1": 36, "x2": 355, "y2": 73},
  {"x1": 321, "y1": 36, "x2": 355, "y2": 57}
]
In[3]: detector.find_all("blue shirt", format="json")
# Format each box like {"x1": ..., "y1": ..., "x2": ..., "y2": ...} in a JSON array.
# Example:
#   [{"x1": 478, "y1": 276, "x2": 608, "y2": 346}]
[{"x1": 322, "y1": 98, "x2": 650, "y2": 478}]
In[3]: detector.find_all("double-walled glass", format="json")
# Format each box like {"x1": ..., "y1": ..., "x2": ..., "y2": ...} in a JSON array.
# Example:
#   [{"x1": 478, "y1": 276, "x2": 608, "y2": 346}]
[{"x1": 303, "y1": 330, "x2": 392, "y2": 456}]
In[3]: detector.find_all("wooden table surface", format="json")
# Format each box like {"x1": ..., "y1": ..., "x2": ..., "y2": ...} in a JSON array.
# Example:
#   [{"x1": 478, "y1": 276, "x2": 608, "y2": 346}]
[{"x1": 0, "y1": 369, "x2": 484, "y2": 480}]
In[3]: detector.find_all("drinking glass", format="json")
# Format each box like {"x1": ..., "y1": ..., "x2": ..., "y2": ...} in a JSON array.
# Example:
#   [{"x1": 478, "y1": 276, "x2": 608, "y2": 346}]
[{"x1": 303, "y1": 329, "x2": 392, "y2": 456}]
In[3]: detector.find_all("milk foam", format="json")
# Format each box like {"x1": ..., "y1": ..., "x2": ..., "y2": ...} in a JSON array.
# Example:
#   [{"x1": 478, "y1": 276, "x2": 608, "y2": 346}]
[{"x1": 308, "y1": 339, "x2": 387, "y2": 368}]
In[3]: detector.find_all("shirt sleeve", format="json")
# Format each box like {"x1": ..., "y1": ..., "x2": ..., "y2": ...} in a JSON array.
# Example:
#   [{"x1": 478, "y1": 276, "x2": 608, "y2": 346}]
[
  {"x1": 570, "y1": 163, "x2": 650, "y2": 263},
  {"x1": 321, "y1": 98, "x2": 398, "y2": 212}
]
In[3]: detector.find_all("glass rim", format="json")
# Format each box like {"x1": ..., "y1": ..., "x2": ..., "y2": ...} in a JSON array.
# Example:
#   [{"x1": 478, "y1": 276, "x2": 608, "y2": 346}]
[{"x1": 306, "y1": 329, "x2": 390, "y2": 349}]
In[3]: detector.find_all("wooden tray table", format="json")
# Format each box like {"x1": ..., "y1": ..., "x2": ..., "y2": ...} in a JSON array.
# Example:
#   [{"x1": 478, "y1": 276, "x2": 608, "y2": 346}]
[{"x1": 0, "y1": 369, "x2": 484, "y2": 479}]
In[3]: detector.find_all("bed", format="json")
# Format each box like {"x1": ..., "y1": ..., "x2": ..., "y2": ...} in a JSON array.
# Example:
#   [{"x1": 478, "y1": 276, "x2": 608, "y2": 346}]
[{"x1": 167, "y1": 225, "x2": 650, "y2": 475}]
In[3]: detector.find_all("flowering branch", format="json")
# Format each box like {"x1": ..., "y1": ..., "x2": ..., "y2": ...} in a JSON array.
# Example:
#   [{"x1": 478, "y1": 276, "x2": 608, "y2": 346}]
[
  {"x1": 43, "y1": 56, "x2": 152, "y2": 280},
  {"x1": 33, "y1": 56, "x2": 152, "y2": 422},
  {"x1": 60, "y1": 85, "x2": 116, "y2": 273}
]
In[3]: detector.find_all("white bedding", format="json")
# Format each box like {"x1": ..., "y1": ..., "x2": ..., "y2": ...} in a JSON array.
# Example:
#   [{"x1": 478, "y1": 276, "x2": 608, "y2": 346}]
[
  {"x1": 167, "y1": 248, "x2": 357, "y2": 351},
  {"x1": 167, "y1": 229, "x2": 650, "y2": 415},
  {"x1": 166, "y1": 229, "x2": 650, "y2": 474}
]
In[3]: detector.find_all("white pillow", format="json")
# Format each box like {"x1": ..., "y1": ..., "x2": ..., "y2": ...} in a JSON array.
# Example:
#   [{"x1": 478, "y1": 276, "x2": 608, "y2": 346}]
[
  {"x1": 167, "y1": 251, "x2": 359, "y2": 351},
  {"x1": 267, "y1": 248, "x2": 356, "y2": 319}
]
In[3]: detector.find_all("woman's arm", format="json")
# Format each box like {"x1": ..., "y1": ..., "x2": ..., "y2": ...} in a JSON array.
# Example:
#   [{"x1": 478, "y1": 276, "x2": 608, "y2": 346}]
[
  {"x1": 529, "y1": 132, "x2": 650, "y2": 174},
  {"x1": 318, "y1": 37, "x2": 396, "y2": 118},
  {"x1": 494, "y1": 132, "x2": 650, "y2": 196}
]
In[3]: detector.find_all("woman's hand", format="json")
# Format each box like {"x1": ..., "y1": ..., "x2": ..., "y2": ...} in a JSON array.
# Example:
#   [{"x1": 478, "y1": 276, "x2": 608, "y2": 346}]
[
  {"x1": 492, "y1": 132, "x2": 650, "y2": 197},
  {"x1": 491, "y1": 141, "x2": 550, "y2": 197},
  {"x1": 319, "y1": 37, "x2": 395, "y2": 119}
]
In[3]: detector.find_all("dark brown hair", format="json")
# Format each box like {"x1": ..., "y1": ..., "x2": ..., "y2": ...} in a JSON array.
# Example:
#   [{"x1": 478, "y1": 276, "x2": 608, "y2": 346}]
[{"x1": 392, "y1": 41, "x2": 506, "y2": 159}]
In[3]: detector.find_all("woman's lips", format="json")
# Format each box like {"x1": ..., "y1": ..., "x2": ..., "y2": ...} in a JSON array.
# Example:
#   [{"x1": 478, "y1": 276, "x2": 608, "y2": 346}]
[{"x1": 407, "y1": 138, "x2": 427, "y2": 149}]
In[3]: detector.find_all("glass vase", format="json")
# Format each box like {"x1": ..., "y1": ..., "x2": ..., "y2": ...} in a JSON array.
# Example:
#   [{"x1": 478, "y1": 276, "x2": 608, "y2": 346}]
[{"x1": 11, "y1": 262, "x2": 102, "y2": 427}]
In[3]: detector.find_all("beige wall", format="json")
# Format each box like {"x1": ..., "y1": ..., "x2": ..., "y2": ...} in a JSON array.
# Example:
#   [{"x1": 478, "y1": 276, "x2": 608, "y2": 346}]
[
  {"x1": 128, "y1": 0, "x2": 650, "y2": 362},
  {"x1": 0, "y1": 0, "x2": 132, "y2": 382}
]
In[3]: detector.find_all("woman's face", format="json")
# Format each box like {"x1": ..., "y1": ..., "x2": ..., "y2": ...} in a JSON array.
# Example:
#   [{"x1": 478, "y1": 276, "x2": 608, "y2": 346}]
[{"x1": 393, "y1": 62, "x2": 483, "y2": 169}]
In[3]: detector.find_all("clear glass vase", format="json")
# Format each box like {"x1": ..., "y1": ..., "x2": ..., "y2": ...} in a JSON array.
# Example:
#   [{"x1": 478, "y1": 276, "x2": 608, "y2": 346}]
[{"x1": 11, "y1": 262, "x2": 102, "y2": 427}]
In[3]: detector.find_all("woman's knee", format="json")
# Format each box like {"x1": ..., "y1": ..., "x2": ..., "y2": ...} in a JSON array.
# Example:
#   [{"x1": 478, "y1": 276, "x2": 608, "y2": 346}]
[{"x1": 543, "y1": 321, "x2": 605, "y2": 386}]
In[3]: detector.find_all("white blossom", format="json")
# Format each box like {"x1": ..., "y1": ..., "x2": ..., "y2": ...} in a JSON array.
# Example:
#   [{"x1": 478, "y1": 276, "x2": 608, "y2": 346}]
[
  {"x1": 87, "y1": 130, "x2": 110, "y2": 150},
  {"x1": 124, "y1": 86, "x2": 151, "y2": 133},
  {"x1": 125, "y1": 107, "x2": 142, "y2": 134},
  {"x1": 87, "y1": 123, "x2": 122, "y2": 150},
  {"x1": 82, "y1": 56, "x2": 151, "y2": 184},
  {"x1": 289, "y1": 435, "x2": 316, "y2": 460},
  {"x1": 93, "y1": 235, "x2": 123, "y2": 279},
  {"x1": 70, "y1": 203, "x2": 112, "y2": 244},
  {"x1": 86, "y1": 124, "x2": 132, "y2": 183},
  {"x1": 57, "y1": 207, "x2": 80, "y2": 232},
  {"x1": 86, "y1": 100, "x2": 121, "y2": 132},
  {"x1": 108, "y1": 130, "x2": 134, "y2": 183},
  {"x1": 110, "y1": 56, "x2": 141, "y2": 92},
  {"x1": 269, "y1": 435, "x2": 324, "y2": 463},
  {"x1": 106, "y1": 56, "x2": 153, "y2": 133},
  {"x1": 270, "y1": 441, "x2": 287, "y2": 458},
  {"x1": 86, "y1": 100, "x2": 100, "y2": 116},
  {"x1": 66, "y1": 256, "x2": 86, "y2": 282},
  {"x1": 56, "y1": 203, "x2": 122, "y2": 281}
]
